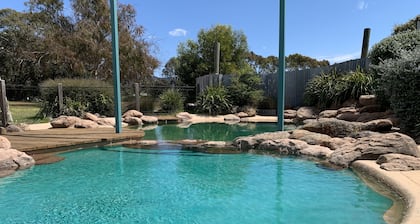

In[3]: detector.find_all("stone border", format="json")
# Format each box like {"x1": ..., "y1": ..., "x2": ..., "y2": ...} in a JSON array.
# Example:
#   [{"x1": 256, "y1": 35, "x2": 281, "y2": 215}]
[{"x1": 352, "y1": 160, "x2": 420, "y2": 224}]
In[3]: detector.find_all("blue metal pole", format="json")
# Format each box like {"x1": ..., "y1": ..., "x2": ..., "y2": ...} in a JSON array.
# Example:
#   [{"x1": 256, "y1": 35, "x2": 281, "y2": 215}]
[
  {"x1": 110, "y1": 0, "x2": 122, "y2": 133},
  {"x1": 277, "y1": 0, "x2": 285, "y2": 131}
]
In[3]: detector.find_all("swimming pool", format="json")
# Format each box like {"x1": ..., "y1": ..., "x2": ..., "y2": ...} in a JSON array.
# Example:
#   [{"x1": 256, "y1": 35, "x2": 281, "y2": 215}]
[{"x1": 0, "y1": 123, "x2": 392, "y2": 223}]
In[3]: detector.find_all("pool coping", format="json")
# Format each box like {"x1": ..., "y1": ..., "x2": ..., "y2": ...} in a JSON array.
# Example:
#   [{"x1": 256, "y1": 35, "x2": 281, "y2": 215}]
[{"x1": 352, "y1": 160, "x2": 420, "y2": 224}]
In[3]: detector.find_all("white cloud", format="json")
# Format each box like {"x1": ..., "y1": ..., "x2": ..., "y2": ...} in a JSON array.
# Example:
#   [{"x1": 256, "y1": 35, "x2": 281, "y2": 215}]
[
  {"x1": 320, "y1": 52, "x2": 360, "y2": 64},
  {"x1": 357, "y1": 0, "x2": 368, "y2": 10},
  {"x1": 169, "y1": 28, "x2": 187, "y2": 37}
]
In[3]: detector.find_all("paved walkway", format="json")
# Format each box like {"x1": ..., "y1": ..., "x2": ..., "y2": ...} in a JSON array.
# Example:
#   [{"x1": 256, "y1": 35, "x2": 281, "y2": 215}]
[
  {"x1": 4, "y1": 127, "x2": 145, "y2": 153},
  {"x1": 352, "y1": 160, "x2": 420, "y2": 224}
]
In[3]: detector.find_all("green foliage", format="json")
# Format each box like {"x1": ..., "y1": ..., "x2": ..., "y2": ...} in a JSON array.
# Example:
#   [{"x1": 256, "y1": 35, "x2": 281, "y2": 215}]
[
  {"x1": 38, "y1": 78, "x2": 114, "y2": 117},
  {"x1": 159, "y1": 89, "x2": 184, "y2": 113},
  {"x1": 286, "y1": 53, "x2": 330, "y2": 71},
  {"x1": 372, "y1": 49, "x2": 420, "y2": 137},
  {"x1": 0, "y1": 1, "x2": 158, "y2": 89},
  {"x1": 196, "y1": 86, "x2": 232, "y2": 115},
  {"x1": 303, "y1": 69, "x2": 374, "y2": 109},
  {"x1": 228, "y1": 73, "x2": 264, "y2": 107},
  {"x1": 392, "y1": 15, "x2": 420, "y2": 35},
  {"x1": 369, "y1": 30, "x2": 420, "y2": 65},
  {"x1": 171, "y1": 25, "x2": 253, "y2": 86}
]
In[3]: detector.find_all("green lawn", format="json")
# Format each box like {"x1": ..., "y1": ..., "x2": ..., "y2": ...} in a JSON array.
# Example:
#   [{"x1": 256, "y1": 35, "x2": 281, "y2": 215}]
[{"x1": 8, "y1": 101, "x2": 49, "y2": 124}]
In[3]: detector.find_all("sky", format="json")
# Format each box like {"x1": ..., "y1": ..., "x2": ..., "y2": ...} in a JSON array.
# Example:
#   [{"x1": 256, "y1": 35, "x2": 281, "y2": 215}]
[{"x1": 1, "y1": 0, "x2": 419, "y2": 75}]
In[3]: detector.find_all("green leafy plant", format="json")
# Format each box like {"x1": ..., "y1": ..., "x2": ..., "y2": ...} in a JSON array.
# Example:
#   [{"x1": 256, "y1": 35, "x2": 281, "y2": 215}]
[
  {"x1": 228, "y1": 73, "x2": 264, "y2": 108},
  {"x1": 196, "y1": 86, "x2": 232, "y2": 115},
  {"x1": 158, "y1": 89, "x2": 185, "y2": 113},
  {"x1": 303, "y1": 69, "x2": 373, "y2": 109},
  {"x1": 372, "y1": 49, "x2": 420, "y2": 138},
  {"x1": 38, "y1": 78, "x2": 114, "y2": 118}
]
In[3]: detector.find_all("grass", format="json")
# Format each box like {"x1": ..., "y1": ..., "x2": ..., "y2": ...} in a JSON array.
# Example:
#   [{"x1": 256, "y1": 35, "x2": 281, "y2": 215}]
[{"x1": 8, "y1": 101, "x2": 50, "y2": 124}]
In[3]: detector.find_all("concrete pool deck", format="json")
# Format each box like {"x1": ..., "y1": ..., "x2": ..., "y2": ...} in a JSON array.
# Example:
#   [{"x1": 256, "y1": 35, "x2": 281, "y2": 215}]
[
  {"x1": 4, "y1": 119, "x2": 420, "y2": 224},
  {"x1": 352, "y1": 160, "x2": 420, "y2": 224}
]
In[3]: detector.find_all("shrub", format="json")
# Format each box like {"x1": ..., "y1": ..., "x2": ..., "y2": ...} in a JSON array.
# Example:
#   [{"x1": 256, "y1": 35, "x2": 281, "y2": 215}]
[
  {"x1": 38, "y1": 78, "x2": 114, "y2": 118},
  {"x1": 372, "y1": 49, "x2": 420, "y2": 138},
  {"x1": 228, "y1": 73, "x2": 263, "y2": 107},
  {"x1": 303, "y1": 69, "x2": 373, "y2": 109},
  {"x1": 369, "y1": 30, "x2": 420, "y2": 65},
  {"x1": 158, "y1": 89, "x2": 184, "y2": 113},
  {"x1": 196, "y1": 86, "x2": 232, "y2": 115}
]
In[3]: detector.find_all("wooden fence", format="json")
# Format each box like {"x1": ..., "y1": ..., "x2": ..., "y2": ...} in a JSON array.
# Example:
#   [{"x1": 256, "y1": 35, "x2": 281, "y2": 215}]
[{"x1": 196, "y1": 58, "x2": 370, "y2": 108}]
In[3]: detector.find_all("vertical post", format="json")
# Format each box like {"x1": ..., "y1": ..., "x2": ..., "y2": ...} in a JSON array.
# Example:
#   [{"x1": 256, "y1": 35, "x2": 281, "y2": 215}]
[
  {"x1": 0, "y1": 80, "x2": 8, "y2": 127},
  {"x1": 58, "y1": 83, "x2": 63, "y2": 114},
  {"x1": 277, "y1": 0, "x2": 286, "y2": 131},
  {"x1": 110, "y1": 0, "x2": 122, "y2": 133},
  {"x1": 134, "y1": 83, "x2": 140, "y2": 112},
  {"x1": 361, "y1": 28, "x2": 371, "y2": 59},
  {"x1": 214, "y1": 42, "x2": 220, "y2": 74}
]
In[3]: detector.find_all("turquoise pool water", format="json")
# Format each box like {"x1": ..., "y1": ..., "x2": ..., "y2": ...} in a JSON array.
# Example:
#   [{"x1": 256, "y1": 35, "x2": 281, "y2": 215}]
[
  {"x1": 142, "y1": 122, "x2": 287, "y2": 141},
  {"x1": 0, "y1": 123, "x2": 392, "y2": 224}
]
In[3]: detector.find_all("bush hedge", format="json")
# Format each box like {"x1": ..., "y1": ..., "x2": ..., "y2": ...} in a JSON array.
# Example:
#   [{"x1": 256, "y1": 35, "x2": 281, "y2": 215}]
[
  {"x1": 303, "y1": 69, "x2": 373, "y2": 109},
  {"x1": 38, "y1": 78, "x2": 114, "y2": 118},
  {"x1": 228, "y1": 73, "x2": 263, "y2": 107},
  {"x1": 372, "y1": 49, "x2": 420, "y2": 138},
  {"x1": 158, "y1": 89, "x2": 184, "y2": 113},
  {"x1": 369, "y1": 30, "x2": 420, "y2": 65}
]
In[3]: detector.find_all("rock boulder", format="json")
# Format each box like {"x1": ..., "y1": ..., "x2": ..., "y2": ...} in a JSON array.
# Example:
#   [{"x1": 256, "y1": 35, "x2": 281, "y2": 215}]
[
  {"x1": 377, "y1": 153, "x2": 420, "y2": 171},
  {"x1": 50, "y1": 116, "x2": 83, "y2": 128},
  {"x1": 328, "y1": 132, "x2": 419, "y2": 168}
]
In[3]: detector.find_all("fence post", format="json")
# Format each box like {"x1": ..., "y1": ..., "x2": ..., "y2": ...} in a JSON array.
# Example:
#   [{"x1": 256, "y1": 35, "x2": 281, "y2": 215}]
[
  {"x1": 58, "y1": 83, "x2": 63, "y2": 114},
  {"x1": 0, "y1": 80, "x2": 8, "y2": 127},
  {"x1": 134, "y1": 83, "x2": 140, "y2": 112},
  {"x1": 361, "y1": 28, "x2": 371, "y2": 59}
]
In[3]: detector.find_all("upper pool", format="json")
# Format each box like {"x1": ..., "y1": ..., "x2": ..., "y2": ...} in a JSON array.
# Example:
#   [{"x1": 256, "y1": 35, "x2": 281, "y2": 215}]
[{"x1": 0, "y1": 123, "x2": 392, "y2": 223}]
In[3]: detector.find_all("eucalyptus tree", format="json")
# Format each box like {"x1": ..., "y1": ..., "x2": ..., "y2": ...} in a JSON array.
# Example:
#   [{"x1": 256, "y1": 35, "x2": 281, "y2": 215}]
[{"x1": 171, "y1": 25, "x2": 253, "y2": 86}]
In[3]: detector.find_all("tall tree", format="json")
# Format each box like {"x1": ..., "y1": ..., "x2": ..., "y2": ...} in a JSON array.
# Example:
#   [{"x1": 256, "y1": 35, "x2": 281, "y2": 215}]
[
  {"x1": 0, "y1": 0, "x2": 158, "y2": 86},
  {"x1": 286, "y1": 53, "x2": 329, "y2": 71},
  {"x1": 170, "y1": 25, "x2": 253, "y2": 86},
  {"x1": 246, "y1": 51, "x2": 278, "y2": 75}
]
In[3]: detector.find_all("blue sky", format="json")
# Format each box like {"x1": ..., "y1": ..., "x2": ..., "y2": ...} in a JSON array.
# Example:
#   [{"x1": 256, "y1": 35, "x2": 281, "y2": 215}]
[{"x1": 1, "y1": 0, "x2": 419, "y2": 74}]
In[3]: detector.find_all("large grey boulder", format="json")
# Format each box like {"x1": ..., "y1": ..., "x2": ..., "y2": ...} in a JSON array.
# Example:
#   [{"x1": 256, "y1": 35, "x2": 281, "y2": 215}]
[
  {"x1": 123, "y1": 116, "x2": 143, "y2": 126},
  {"x1": 0, "y1": 137, "x2": 35, "y2": 176},
  {"x1": 301, "y1": 118, "x2": 363, "y2": 137},
  {"x1": 301, "y1": 118, "x2": 392, "y2": 138},
  {"x1": 359, "y1": 95, "x2": 377, "y2": 106},
  {"x1": 141, "y1": 115, "x2": 158, "y2": 124},
  {"x1": 50, "y1": 116, "x2": 83, "y2": 128},
  {"x1": 318, "y1": 110, "x2": 337, "y2": 118},
  {"x1": 376, "y1": 153, "x2": 420, "y2": 171},
  {"x1": 233, "y1": 131, "x2": 290, "y2": 151},
  {"x1": 122, "y1": 110, "x2": 143, "y2": 118},
  {"x1": 300, "y1": 145, "x2": 333, "y2": 159},
  {"x1": 361, "y1": 119, "x2": 393, "y2": 132},
  {"x1": 328, "y1": 132, "x2": 419, "y2": 168},
  {"x1": 83, "y1": 112, "x2": 100, "y2": 122},
  {"x1": 0, "y1": 136, "x2": 11, "y2": 150},
  {"x1": 296, "y1": 106, "x2": 318, "y2": 121},
  {"x1": 257, "y1": 139, "x2": 308, "y2": 154},
  {"x1": 96, "y1": 117, "x2": 116, "y2": 126},
  {"x1": 284, "y1": 109, "x2": 297, "y2": 119},
  {"x1": 289, "y1": 129, "x2": 332, "y2": 146},
  {"x1": 75, "y1": 119, "x2": 99, "y2": 128}
]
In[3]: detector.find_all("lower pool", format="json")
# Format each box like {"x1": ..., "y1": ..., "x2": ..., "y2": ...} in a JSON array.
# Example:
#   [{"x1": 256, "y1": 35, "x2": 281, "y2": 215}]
[{"x1": 0, "y1": 123, "x2": 392, "y2": 224}]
